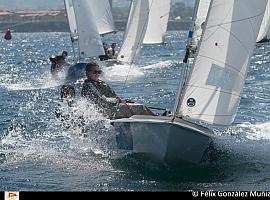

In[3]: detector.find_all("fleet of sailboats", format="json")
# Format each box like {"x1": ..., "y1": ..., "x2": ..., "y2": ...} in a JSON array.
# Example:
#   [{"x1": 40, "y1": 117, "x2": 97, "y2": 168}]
[
  {"x1": 59, "y1": 0, "x2": 270, "y2": 165},
  {"x1": 106, "y1": 0, "x2": 171, "y2": 66},
  {"x1": 111, "y1": 0, "x2": 268, "y2": 164}
]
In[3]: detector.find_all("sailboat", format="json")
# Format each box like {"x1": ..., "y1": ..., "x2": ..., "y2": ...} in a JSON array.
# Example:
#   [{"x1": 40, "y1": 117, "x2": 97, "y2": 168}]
[
  {"x1": 110, "y1": 0, "x2": 267, "y2": 164},
  {"x1": 106, "y1": 0, "x2": 171, "y2": 66},
  {"x1": 256, "y1": 0, "x2": 270, "y2": 44},
  {"x1": 64, "y1": 0, "x2": 115, "y2": 81},
  {"x1": 143, "y1": 0, "x2": 171, "y2": 45},
  {"x1": 105, "y1": 0, "x2": 150, "y2": 66}
]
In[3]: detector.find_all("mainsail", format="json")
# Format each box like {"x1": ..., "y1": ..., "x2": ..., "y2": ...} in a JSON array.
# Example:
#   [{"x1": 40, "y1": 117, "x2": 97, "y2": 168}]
[
  {"x1": 72, "y1": 0, "x2": 105, "y2": 60},
  {"x1": 143, "y1": 0, "x2": 171, "y2": 44},
  {"x1": 90, "y1": 0, "x2": 116, "y2": 35},
  {"x1": 117, "y1": 0, "x2": 150, "y2": 64},
  {"x1": 176, "y1": 0, "x2": 267, "y2": 125}
]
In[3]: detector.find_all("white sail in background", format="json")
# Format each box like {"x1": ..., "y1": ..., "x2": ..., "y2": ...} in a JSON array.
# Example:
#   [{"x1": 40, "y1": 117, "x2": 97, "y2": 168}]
[
  {"x1": 143, "y1": 0, "x2": 171, "y2": 44},
  {"x1": 257, "y1": 0, "x2": 270, "y2": 42},
  {"x1": 117, "y1": 0, "x2": 149, "y2": 64},
  {"x1": 64, "y1": 0, "x2": 78, "y2": 41},
  {"x1": 190, "y1": 0, "x2": 211, "y2": 49},
  {"x1": 176, "y1": 0, "x2": 267, "y2": 125},
  {"x1": 72, "y1": 0, "x2": 105, "y2": 59},
  {"x1": 90, "y1": 0, "x2": 116, "y2": 35}
]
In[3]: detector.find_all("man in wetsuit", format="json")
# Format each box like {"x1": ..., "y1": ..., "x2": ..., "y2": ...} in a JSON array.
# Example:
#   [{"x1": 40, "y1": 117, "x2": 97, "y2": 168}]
[{"x1": 81, "y1": 61, "x2": 127, "y2": 118}]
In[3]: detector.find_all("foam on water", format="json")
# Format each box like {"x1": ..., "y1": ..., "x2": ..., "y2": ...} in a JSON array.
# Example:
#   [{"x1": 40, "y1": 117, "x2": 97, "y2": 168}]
[{"x1": 102, "y1": 64, "x2": 145, "y2": 81}]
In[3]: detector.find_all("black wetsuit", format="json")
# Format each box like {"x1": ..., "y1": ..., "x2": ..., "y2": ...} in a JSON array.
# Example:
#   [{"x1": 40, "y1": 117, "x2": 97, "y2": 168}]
[{"x1": 81, "y1": 79, "x2": 119, "y2": 117}]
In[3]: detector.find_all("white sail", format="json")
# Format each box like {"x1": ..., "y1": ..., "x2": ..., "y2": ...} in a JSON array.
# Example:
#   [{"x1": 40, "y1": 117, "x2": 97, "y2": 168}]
[
  {"x1": 90, "y1": 0, "x2": 116, "y2": 35},
  {"x1": 72, "y1": 0, "x2": 105, "y2": 59},
  {"x1": 190, "y1": 0, "x2": 211, "y2": 49},
  {"x1": 143, "y1": 0, "x2": 171, "y2": 44},
  {"x1": 117, "y1": 0, "x2": 149, "y2": 64},
  {"x1": 257, "y1": 0, "x2": 270, "y2": 42},
  {"x1": 176, "y1": 0, "x2": 267, "y2": 125},
  {"x1": 64, "y1": 0, "x2": 78, "y2": 41}
]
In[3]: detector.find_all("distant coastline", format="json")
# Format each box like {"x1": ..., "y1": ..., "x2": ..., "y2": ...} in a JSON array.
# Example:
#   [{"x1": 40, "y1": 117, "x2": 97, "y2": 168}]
[
  {"x1": 0, "y1": 20, "x2": 191, "y2": 32},
  {"x1": 0, "y1": 9, "x2": 192, "y2": 32}
]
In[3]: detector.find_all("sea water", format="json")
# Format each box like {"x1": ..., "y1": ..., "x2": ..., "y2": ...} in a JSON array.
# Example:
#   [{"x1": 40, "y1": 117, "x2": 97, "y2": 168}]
[{"x1": 0, "y1": 31, "x2": 270, "y2": 191}]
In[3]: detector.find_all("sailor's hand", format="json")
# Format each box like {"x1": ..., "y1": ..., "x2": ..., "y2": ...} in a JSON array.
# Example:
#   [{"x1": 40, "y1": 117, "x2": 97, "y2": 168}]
[
  {"x1": 117, "y1": 97, "x2": 127, "y2": 104},
  {"x1": 119, "y1": 98, "x2": 127, "y2": 104}
]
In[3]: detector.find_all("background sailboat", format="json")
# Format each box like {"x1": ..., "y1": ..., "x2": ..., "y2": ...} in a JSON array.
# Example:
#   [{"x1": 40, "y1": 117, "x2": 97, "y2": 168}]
[
  {"x1": 106, "y1": 0, "x2": 171, "y2": 66},
  {"x1": 64, "y1": 0, "x2": 109, "y2": 81},
  {"x1": 111, "y1": 0, "x2": 267, "y2": 165},
  {"x1": 256, "y1": 0, "x2": 270, "y2": 44},
  {"x1": 143, "y1": 0, "x2": 171, "y2": 44},
  {"x1": 114, "y1": 0, "x2": 150, "y2": 65}
]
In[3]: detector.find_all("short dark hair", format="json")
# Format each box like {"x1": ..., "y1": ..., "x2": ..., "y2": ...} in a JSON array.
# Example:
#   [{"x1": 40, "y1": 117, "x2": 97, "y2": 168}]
[
  {"x1": 85, "y1": 61, "x2": 99, "y2": 72},
  {"x1": 60, "y1": 84, "x2": 75, "y2": 99},
  {"x1": 62, "y1": 51, "x2": 68, "y2": 56}
]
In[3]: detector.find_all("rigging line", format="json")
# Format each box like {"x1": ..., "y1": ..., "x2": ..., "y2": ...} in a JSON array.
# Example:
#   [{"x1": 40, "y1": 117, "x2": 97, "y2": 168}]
[{"x1": 206, "y1": 8, "x2": 265, "y2": 29}]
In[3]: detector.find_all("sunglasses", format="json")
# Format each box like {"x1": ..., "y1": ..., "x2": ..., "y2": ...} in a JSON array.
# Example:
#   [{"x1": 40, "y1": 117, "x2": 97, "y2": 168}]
[{"x1": 90, "y1": 70, "x2": 102, "y2": 75}]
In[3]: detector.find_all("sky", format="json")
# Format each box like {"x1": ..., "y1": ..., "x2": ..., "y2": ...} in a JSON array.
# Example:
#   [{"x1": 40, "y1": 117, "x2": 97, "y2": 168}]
[{"x1": 0, "y1": 0, "x2": 195, "y2": 11}]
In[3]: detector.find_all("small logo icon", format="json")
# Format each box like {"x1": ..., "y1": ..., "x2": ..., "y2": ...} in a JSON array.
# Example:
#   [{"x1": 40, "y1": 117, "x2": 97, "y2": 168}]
[
  {"x1": 187, "y1": 98, "x2": 196, "y2": 107},
  {"x1": 5, "y1": 192, "x2": 19, "y2": 200}
]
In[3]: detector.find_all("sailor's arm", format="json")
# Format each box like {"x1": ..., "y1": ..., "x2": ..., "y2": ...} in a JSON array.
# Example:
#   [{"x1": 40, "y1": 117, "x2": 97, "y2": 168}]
[{"x1": 101, "y1": 95, "x2": 127, "y2": 104}]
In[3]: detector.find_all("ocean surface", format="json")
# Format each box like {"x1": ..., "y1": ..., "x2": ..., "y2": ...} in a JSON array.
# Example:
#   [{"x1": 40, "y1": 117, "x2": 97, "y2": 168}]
[{"x1": 0, "y1": 31, "x2": 270, "y2": 192}]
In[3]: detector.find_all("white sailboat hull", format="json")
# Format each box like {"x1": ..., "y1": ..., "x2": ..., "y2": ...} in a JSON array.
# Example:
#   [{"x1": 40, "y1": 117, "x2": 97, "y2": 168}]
[{"x1": 110, "y1": 115, "x2": 213, "y2": 164}]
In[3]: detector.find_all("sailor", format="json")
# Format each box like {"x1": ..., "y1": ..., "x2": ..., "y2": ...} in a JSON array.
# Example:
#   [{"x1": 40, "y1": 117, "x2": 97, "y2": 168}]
[
  {"x1": 81, "y1": 61, "x2": 155, "y2": 119},
  {"x1": 99, "y1": 42, "x2": 109, "y2": 61},
  {"x1": 55, "y1": 84, "x2": 85, "y2": 130},
  {"x1": 81, "y1": 61, "x2": 129, "y2": 118},
  {"x1": 55, "y1": 84, "x2": 76, "y2": 121},
  {"x1": 106, "y1": 43, "x2": 117, "y2": 59},
  {"x1": 50, "y1": 51, "x2": 69, "y2": 75}
]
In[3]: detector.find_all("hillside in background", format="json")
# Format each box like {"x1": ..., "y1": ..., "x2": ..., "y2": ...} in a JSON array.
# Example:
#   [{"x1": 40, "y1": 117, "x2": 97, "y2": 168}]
[
  {"x1": 0, "y1": 0, "x2": 194, "y2": 32},
  {"x1": 0, "y1": 0, "x2": 195, "y2": 11}
]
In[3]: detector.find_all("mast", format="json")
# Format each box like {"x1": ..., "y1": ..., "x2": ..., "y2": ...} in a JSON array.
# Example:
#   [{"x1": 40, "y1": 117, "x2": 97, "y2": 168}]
[
  {"x1": 172, "y1": 0, "x2": 201, "y2": 121},
  {"x1": 190, "y1": 0, "x2": 211, "y2": 53}
]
